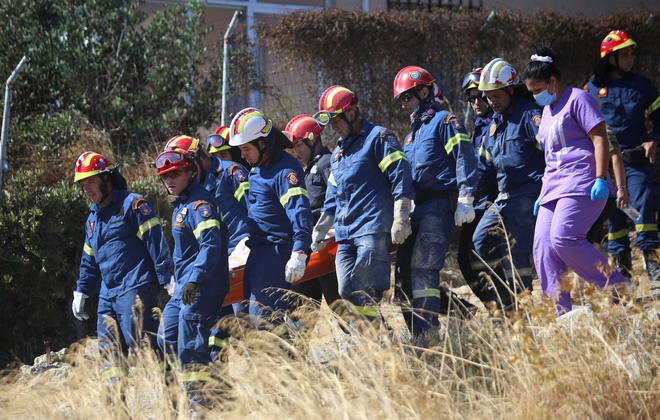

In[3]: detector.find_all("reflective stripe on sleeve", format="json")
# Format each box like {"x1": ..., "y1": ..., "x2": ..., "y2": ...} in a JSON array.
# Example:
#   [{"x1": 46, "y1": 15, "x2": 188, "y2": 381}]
[
  {"x1": 328, "y1": 172, "x2": 337, "y2": 187},
  {"x1": 280, "y1": 187, "x2": 308, "y2": 207},
  {"x1": 648, "y1": 96, "x2": 660, "y2": 114},
  {"x1": 378, "y1": 150, "x2": 407, "y2": 173},
  {"x1": 444, "y1": 132, "x2": 470, "y2": 154},
  {"x1": 478, "y1": 146, "x2": 493, "y2": 162},
  {"x1": 136, "y1": 217, "x2": 161, "y2": 240},
  {"x1": 193, "y1": 219, "x2": 221, "y2": 239},
  {"x1": 234, "y1": 181, "x2": 249, "y2": 202},
  {"x1": 83, "y1": 242, "x2": 94, "y2": 257}
]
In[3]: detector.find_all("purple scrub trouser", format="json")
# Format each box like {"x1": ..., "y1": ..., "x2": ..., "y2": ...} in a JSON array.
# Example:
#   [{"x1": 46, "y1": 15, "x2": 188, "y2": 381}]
[{"x1": 534, "y1": 195, "x2": 626, "y2": 314}]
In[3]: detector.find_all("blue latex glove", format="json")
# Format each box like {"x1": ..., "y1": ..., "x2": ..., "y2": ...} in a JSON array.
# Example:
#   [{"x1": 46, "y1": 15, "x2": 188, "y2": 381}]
[
  {"x1": 590, "y1": 178, "x2": 609, "y2": 201},
  {"x1": 533, "y1": 197, "x2": 540, "y2": 216}
]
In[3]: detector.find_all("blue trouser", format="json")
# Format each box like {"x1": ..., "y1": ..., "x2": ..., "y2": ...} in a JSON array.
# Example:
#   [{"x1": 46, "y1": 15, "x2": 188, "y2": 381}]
[
  {"x1": 335, "y1": 233, "x2": 391, "y2": 325},
  {"x1": 97, "y1": 282, "x2": 160, "y2": 383},
  {"x1": 208, "y1": 303, "x2": 245, "y2": 361},
  {"x1": 608, "y1": 163, "x2": 660, "y2": 254},
  {"x1": 243, "y1": 240, "x2": 293, "y2": 332},
  {"x1": 472, "y1": 194, "x2": 537, "y2": 307},
  {"x1": 158, "y1": 294, "x2": 225, "y2": 405},
  {"x1": 397, "y1": 198, "x2": 455, "y2": 335}
]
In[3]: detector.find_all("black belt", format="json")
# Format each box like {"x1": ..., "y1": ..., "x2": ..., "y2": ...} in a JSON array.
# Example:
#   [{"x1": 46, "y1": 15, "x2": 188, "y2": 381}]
[{"x1": 415, "y1": 190, "x2": 451, "y2": 205}]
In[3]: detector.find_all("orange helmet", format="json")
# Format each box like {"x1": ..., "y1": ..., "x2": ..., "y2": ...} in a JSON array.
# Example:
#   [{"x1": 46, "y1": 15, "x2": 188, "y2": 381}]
[
  {"x1": 164, "y1": 135, "x2": 201, "y2": 154},
  {"x1": 600, "y1": 30, "x2": 636, "y2": 58},
  {"x1": 207, "y1": 126, "x2": 231, "y2": 153},
  {"x1": 393, "y1": 66, "x2": 435, "y2": 99},
  {"x1": 74, "y1": 152, "x2": 115, "y2": 182},
  {"x1": 155, "y1": 149, "x2": 196, "y2": 177},
  {"x1": 283, "y1": 114, "x2": 324, "y2": 144}
]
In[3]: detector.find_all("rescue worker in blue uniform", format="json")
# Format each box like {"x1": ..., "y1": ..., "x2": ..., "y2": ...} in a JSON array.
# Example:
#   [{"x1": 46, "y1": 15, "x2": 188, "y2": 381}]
[
  {"x1": 472, "y1": 58, "x2": 545, "y2": 310},
  {"x1": 311, "y1": 85, "x2": 415, "y2": 331},
  {"x1": 284, "y1": 114, "x2": 343, "y2": 331},
  {"x1": 456, "y1": 68, "x2": 499, "y2": 305},
  {"x1": 155, "y1": 148, "x2": 229, "y2": 408},
  {"x1": 162, "y1": 134, "x2": 251, "y2": 358},
  {"x1": 229, "y1": 108, "x2": 314, "y2": 334},
  {"x1": 392, "y1": 66, "x2": 479, "y2": 338},
  {"x1": 585, "y1": 30, "x2": 660, "y2": 281},
  {"x1": 72, "y1": 152, "x2": 173, "y2": 384}
]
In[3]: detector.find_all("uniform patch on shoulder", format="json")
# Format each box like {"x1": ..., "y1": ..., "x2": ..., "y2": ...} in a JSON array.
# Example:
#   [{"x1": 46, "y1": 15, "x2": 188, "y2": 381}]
[
  {"x1": 89, "y1": 220, "x2": 95, "y2": 234},
  {"x1": 229, "y1": 163, "x2": 248, "y2": 182},
  {"x1": 333, "y1": 150, "x2": 342, "y2": 162},
  {"x1": 132, "y1": 197, "x2": 153, "y2": 216},
  {"x1": 443, "y1": 113, "x2": 456, "y2": 124},
  {"x1": 405, "y1": 134, "x2": 413, "y2": 146},
  {"x1": 532, "y1": 114, "x2": 541, "y2": 128},
  {"x1": 451, "y1": 118, "x2": 464, "y2": 130},
  {"x1": 286, "y1": 171, "x2": 300, "y2": 186},
  {"x1": 380, "y1": 129, "x2": 400, "y2": 148},
  {"x1": 598, "y1": 87, "x2": 608, "y2": 98},
  {"x1": 193, "y1": 200, "x2": 213, "y2": 219},
  {"x1": 489, "y1": 123, "x2": 497, "y2": 137}
]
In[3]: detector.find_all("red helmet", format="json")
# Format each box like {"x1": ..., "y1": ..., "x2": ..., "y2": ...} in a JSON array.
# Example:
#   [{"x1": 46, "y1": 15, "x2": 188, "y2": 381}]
[
  {"x1": 393, "y1": 66, "x2": 435, "y2": 99},
  {"x1": 74, "y1": 152, "x2": 115, "y2": 182},
  {"x1": 207, "y1": 126, "x2": 231, "y2": 153},
  {"x1": 155, "y1": 149, "x2": 196, "y2": 177},
  {"x1": 600, "y1": 30, "x2": 636, "y2": 58},
  {"x1": 283, "y1": 114, "x2": 324, "y2": 144},
  {"x1": 164, "y1": 135, "x2": 201, "y2": 154},
  {"x1": 318, "y1": 85, "x2": 358, "y2": 114}
]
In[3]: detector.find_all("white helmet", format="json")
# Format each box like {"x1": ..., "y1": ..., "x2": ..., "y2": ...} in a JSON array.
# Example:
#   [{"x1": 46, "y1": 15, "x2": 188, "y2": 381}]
[
  {"x1": 478, "y1": 58, "x2": 520, "y2": 91},
  {"x1": 229, "y1": 108, "x2": 273, "y2": 146}
]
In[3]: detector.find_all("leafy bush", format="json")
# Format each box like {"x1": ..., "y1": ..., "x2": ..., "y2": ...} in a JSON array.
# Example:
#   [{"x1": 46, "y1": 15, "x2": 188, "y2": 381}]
[{"x1": 0, "y1": 170, "x2": 89, "y2": 361}]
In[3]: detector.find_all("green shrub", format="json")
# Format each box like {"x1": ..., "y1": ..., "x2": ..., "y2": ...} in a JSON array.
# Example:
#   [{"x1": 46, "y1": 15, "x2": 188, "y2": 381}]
[{"x1": 0, "y1": 170, "x2": 89, "y2": 361}]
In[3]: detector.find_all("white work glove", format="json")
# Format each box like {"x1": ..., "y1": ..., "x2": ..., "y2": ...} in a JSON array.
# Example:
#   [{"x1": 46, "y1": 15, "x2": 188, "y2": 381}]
[
  {"x1": 454, "y1": 196, "x2": 475, "y2": 227},
  {"x1": 391, "y1": 197, "x2": 412, "y2": 245},
  {"x1": 285, "y1": 251, "x2": 308, "y2": 283},
  {"x1": 311, "y1": 212, "x2": 334, "y2": 252},
  {"x1": 72, "y1": 291, "x2": 89, "y2": 321}
]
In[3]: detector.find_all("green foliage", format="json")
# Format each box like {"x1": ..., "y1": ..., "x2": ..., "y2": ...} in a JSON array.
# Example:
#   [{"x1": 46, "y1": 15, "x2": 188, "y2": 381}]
[
  {"x1": 0, "y1": 170, "x2": 89, "y2": 358},
  {"x1": 1, "y1": 0, "x2": 223, "y2": 158}
]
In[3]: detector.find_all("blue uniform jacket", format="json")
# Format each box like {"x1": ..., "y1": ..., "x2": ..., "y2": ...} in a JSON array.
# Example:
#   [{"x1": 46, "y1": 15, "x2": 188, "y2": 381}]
[
  {"x1": 478, "y1": 97, "x2": 545, "y2": 199},
  {"x1": 586, "y1": 73, "x2": 660, "y2": 148},
  {"x1": 171, "y1": 179, "x2": 229, "y2": 298},
  {"x1": 323, "y1": 118, "x2": 415, "y2": 242},
  {"x1": 77, "y1": 189, "x2": 173, "y2": 298},
  {"x1": 472, "y1": 114, "x2": 498, "y2": 208},
  {"x1": 403, "y1": 106, "x2": 478, "y2": 197},
  {"x1": 246, "y1": 151, "x2": 313, "y2": 252},
  {"x1": 204, "y1": 156, "x2": 250, "y2": 253}
]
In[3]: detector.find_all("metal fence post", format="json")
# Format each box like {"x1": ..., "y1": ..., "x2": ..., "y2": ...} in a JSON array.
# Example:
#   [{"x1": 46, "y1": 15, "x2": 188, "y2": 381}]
[{"x1": 0, "y1": 56, "x2": 30, "y2": 195}]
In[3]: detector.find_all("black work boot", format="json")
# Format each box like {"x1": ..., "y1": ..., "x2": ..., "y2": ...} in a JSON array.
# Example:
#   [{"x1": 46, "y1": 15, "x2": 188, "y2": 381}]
[
  {"x1": 643, "y1": 249, "x2": 660, "y2": 282},
  {"x1": 612, "y1": 250, "x2": 633, "y2": 279}
]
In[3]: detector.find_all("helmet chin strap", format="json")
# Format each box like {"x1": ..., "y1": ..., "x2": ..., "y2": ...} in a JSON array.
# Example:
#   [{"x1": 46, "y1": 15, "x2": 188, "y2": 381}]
[
  {"x1": 302, "y1": 137, "x2": 320, "y2": 166},
  {"x1": 98, "y1": 173, "x2": 111, "y2": 204},
  {"x1": 613, "y1": 54, "x2": 633, "y2": 77},
  {"x1": 249, "y1": 139, "x2": 267, "y2": 167},
  {"x1": 339, "y1": 108, "x2": 360, "y2": 137}
]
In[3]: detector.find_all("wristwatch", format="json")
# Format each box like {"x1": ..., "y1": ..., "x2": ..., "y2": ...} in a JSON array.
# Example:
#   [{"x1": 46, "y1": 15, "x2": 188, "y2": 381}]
[{"x1": 596, "y1": 175, "x2": 607, "y2": 181}]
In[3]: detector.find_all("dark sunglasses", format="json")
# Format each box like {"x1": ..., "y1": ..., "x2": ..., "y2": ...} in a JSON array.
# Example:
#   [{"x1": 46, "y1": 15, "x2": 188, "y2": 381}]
[
  {"x1": 400, "y1": 88, "x2": 422, "y2": 103},
  {"x1": 467, "y1": 94, "x2": 486, "y2": 104},
  {"x1": 206, "y1": 134, "x2": 228, "y2": 149}
]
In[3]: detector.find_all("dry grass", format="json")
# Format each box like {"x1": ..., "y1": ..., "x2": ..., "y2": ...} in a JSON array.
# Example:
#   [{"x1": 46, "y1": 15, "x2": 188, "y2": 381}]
[{"x1": 2, "y1": 281, "x2": 660, "y2": 420}]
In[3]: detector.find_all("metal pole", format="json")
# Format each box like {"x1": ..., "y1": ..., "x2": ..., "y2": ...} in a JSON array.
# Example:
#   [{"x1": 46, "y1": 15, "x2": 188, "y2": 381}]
[
  {"x1": 222, "y1": 10, "x2": 243, "y2": 126},
  {"x1": 0, "y1": 55, "x2": 30, "y2": 195}
]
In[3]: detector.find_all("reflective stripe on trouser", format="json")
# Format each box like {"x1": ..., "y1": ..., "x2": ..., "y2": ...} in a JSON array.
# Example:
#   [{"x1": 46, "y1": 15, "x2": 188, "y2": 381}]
[
  {"x1": 157, "y1": 294, "x2": 225, "y2": 372},
  {"x1": 608, "y1": 163, "x2": 660, "y2": 254},
  {"x1": 406, "y1": 198, "x2": 454, "y2": 335},
  {"x1": 535, "y1": 196, "x2": 625, "y2": 314},
  {"x1": 243, "y1": 241, "x2": 293, "y2": 331},
  {"x1": 335, "y1": 233, "x2": 391, "y2": 326},
  {"x1": 472, "y1": 194, "x2": 536, "y2": 306},
  {"x1": 97, "y1": 282, "x2": 161, "y2": 384}
]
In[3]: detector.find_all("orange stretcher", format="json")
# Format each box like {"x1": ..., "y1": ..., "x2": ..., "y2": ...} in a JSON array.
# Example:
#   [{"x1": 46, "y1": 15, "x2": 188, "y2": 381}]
[{"x1": 223, "y1": 237, "x2": 339, "y2": 306}]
